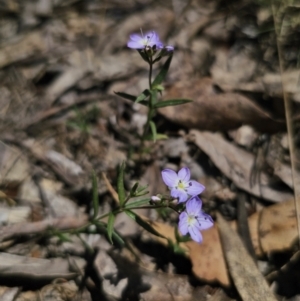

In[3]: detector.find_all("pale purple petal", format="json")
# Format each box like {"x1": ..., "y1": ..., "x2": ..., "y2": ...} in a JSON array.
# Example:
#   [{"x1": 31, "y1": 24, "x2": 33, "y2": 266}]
[
  {"x1": 129, "y1": 34, "x2": 142, "y2": 41},
  {"x1": 161, "y1": 169, "x2": 178, "y2": 187},
  {"x1": 186, "y1": 197, "x2": 202, "y2": 215},
  {"x1": 177, "y1": 190, "x2": 188, "y2": 203},
  {"x1": 186, "y1": 180, "x2": 205, "y2": 196},
  {"x1": 155, "y1": 41, "x2": 164, "y2": 49},
  {"x1": 178, "y1": 167, "x2": 190, "y2": 182},
  {"x1": 197, "y1": 212, "x2": 214, "y2": 230},
  {"x1": 178, "y1": 212, "x2": 188, "y2": 235},
  {"x1": 165, "y1": 45, "x2": 174, "y2": 51},
  {"x1": 127, "y1": 41, "x2": 143, "y2": 49},
  {"x1": 170, "y1": 187, "x2": 180, "y2": 199},
  {"x1": 189, "y1": 226, "x2": 203, "y2": 243}
]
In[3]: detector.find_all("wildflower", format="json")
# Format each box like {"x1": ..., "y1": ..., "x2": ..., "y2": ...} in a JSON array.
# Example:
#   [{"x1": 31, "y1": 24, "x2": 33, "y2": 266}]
[
  {"x1": 178, "y1": 196, "x2": 213, "y2": 243},
  {"x1": 161, "y1": 167, "x2": 205, "y2": 203},
  {"x1": 127, "y1": 31, "x2": 163, "y2": 50}
]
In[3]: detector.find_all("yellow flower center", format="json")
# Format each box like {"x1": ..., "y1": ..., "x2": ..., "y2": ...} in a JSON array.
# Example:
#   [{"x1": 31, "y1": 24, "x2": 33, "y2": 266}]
[{"x1": 178, "y1": 180, "x2": 185, "y2": 190}]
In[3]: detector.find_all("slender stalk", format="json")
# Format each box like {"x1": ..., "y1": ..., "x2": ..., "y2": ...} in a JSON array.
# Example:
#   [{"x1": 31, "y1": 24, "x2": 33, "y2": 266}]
[
  {"x1": 141, "y1": 55, "x2": 154, "y2": 144},
  {"x1": 272, "y1": 1, "x2": 300, "y2": 249}
]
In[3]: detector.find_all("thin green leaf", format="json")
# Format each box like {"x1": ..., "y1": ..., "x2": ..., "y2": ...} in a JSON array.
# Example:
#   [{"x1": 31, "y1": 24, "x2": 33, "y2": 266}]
[
  {"x1": 125, "y1": 210, "x2": 166, "y2": 238},
  {"x1": 136, "y1": 185, "x2": 148, "y2": 193},
  {"x1": 94, "y1": 220, "x2": 125, "y2": 246},
  {"x1": 114, "y1": 92, "x2": 136, "y2": 102},
  {"x1": 152, "y1": 54, "x2": 173, "y2": 87},
  {"x1": 92, "y1": 170, "x2": 99, "y2": 219},
  {"x1": 56, "y1": 232, "x2": 73, "y2": 243},
  {"x1": 129, "y1": 182, "x2": 139, "y2": 197},
  {"x1": 111, "y1": 230, "x2": 125, "y2": 246},
  {"x1": 124, "y1": 198, "x2": 151, "y2": 209},
  {"x1": 136, "y1": 89, "x2": 150, "y2": 103},
  {"x1": 117, "y1": 162, "x2": 126, "y2": 206},
  {"x1": 107, "y1": 212, "x2": 115, "y2": 244},
  {"x1": 143, "y1": 133, "x2": 168, "y2": 141},
  {"x1": 135, "y1": 190, "x2": 149, "y2": 197},
  {"x1": 154, "y1": 99, "x2": 192, "y2": 108},
  {"x1": 149, "y1": 121, "x2": 157, "y2": 142}
]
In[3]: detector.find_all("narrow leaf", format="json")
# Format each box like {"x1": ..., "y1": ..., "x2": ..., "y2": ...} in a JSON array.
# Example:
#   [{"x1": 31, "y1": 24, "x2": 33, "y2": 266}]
[
  {"x1": 92, "y1": 170, "x2": 99, "y2": 219},
  {"x1": 149, "y1": 121, "x2": 157, "y2": 142},
  {"x1": 152, "y1": 54, "x2": 173, "y2": 87},
  {"x1": 136, "y1": 185, "x2": 148, "y2": 193},
  {"x1": 107, "y1": 212, "x2": 115, "y2": 244},
  {"x1": 136, "y1": 89, "x2": 150, "y2": 103},
  {"x1": 129, "y1": 182, "x2": 139, "y2": 197},
  {"x1": 115, "y1": 92, "x2": 136, "y2": 102},
  {"x1": 154, "y1": 99, "x2": 192, "y2": 108},
  {"x1": 111, "y1": 230, "x2": 125, "y2": 246},
  {"x1": 94, "y1": 220, "x2": 125, "y2": 246},
  {"x1": 124, "y1": 198, "x2": 151, "y2": 209},
  {"x1": 143, "y1": 133, "x2": 168, "y2": 141},
  {"x1": 117, "y1": 162, "x2": 126, "y2": 205},
  {"x1": 125, "y1": 210, "x2": 166, "y2": 238}
]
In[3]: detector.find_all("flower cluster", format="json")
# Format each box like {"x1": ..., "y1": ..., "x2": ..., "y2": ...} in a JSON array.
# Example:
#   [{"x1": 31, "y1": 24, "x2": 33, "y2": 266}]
[
  {"x1": 161, "y1": 167, "x2": 214, "y2": 243},
  {"x1": 127, "y1": 30, "x2": 174, "y2": 53}
]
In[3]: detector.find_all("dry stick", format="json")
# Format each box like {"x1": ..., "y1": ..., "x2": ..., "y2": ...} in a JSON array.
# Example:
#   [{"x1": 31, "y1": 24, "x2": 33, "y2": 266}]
[
  {"x1": 272, "y1": 1, "x2": 300, "y2": 249},
  {"x1": 0, "y1": 216, "x2": 88, "y2": 242}
]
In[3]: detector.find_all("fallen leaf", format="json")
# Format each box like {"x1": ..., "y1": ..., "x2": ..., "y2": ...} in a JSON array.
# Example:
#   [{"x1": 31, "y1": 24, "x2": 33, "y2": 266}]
[
  {"x1": 159, "y1": 78, "x2": 285, "y2": 133},
  {"x1": 188, "y1": 130, "x2": 293, "y2": 202},
  {"x1": 141, "y1": 196, "x2": 298, "y2": 286},
  {"x1": 217, "y1": 213, "x2": 277, "y2": 301},
  {"x1": 0, "y1": 252, "x2": 85, "y2": 281}
]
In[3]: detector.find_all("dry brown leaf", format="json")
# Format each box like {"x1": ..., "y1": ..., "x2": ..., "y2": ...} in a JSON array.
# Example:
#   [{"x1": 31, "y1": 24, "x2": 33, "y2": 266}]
[
  {"x1": 142, "y1": 196, "x2": 298, "y2": 286},
  {"x1": 143, "y1": 219, "x2": 229, "y2": 286},
  {"x1": 0, "y1": 252, "x2": 85, "y2": 281},
  {"x1": 217, "y1": 213, "x2": 277, "y2": 301},
  {"x1": 188, "y1": 130, "x2": 293, "y2": 202},
  {"x1": 187, "y1": 226, "x2": 229, "y2": 286},
  {"x1": 255, "y1": 198, "x2": 298, "y2": 254},
  {"x1": 0, "y1": 31, "x2": 47, "y2": 68},
  {"x1": 159, "y1": 78, "x2": 285, "y2": 133}
]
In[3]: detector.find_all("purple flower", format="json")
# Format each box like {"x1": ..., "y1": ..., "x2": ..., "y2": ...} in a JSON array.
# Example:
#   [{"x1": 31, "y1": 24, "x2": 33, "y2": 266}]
[
  {"x1": 161, "y1": 167, "x2": 205, "y2": 203},
  {"x1": 178, "y1": 196, "x2": 214, "y2": 243},
  {"x1": 127, "y1": 31, "x2": 163, "y2": 50}
]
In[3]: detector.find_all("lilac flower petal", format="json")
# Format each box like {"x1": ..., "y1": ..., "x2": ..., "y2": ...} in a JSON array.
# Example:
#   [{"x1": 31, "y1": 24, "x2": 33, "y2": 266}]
[
  {"x1": 170, "y1": 187, "x2": 180, "y2": 199},
  {"x1": 129, "y1": 34, "x2": 142, "y2": 41},
  {"x1": 178, "y1": 167, "x2": 190, "y2": 182},
  {"x1": 186, "y1": 196, "x2": 202, "y2": 215},
  {"x1": 127, "y1": 41, "x2": 143, "y2": 49},
  {"x1": 197, "y1": 212, "x2": 214, "y2": 230},
  {"x1": 155, "y1": 42, "x2": 164, "y2": 49},
  {"x1": 189, "y1": 226, "x2": 203, "y2": 243},
  {"x1": 177, "y1": 190, "x2": 188, "y2": 203},
  {"x1": 186, "y1": 180, "x2": 205, "y2": 196},
  {"x1": 161, "y1": 169, "x2": 178, "y2": 187},
  {"x1": 178, "y1": 212, "x2": 188, "y2": 235},
  {"x1": 165, "y1": 45, "x2": 174, "y2": 51}
]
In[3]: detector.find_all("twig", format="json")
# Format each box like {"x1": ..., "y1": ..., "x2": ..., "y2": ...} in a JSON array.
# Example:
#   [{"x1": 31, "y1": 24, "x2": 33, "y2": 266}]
[
  {"x1": 0, "y1": 216, "x2": 88, "y2": 242},
  {"x1": 272, "y1": 1, "x2": 300, "y2": 249}
]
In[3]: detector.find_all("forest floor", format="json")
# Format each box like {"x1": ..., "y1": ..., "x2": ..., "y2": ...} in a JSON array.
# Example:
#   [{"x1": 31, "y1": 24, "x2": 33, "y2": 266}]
[{"x1": 0, "y1": 0, "x2": 300, "y2": 300}]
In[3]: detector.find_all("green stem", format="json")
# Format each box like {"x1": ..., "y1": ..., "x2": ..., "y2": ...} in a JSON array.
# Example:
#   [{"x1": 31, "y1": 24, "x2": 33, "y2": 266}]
[{"x1": 141, "y1": 56, "x2": 154, "y2": 146}]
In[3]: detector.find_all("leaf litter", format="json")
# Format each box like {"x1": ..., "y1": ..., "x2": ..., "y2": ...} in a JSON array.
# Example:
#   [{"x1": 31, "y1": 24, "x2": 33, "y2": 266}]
[{"x1": 0, "y1": 0, "x2": 300, "y2": 301}]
